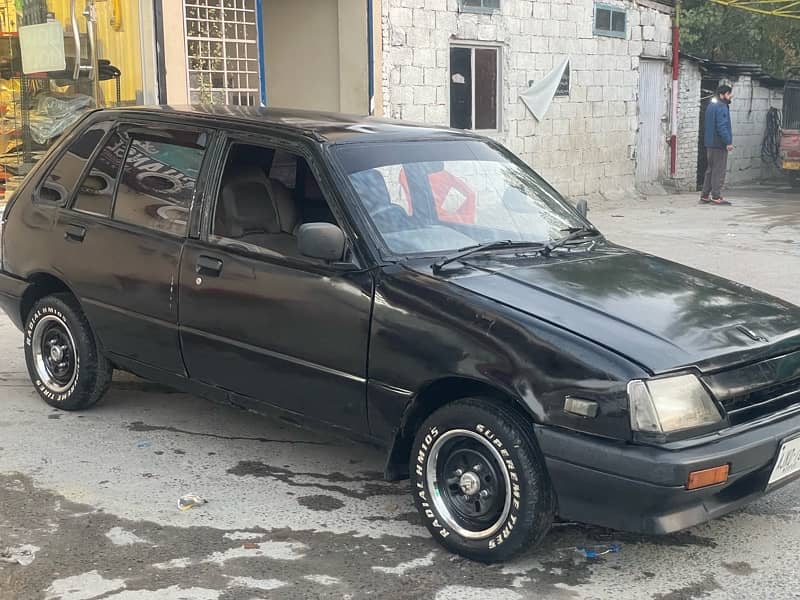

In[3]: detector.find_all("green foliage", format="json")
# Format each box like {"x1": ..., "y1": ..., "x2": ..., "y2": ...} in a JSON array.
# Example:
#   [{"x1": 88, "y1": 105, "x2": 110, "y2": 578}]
[{"x1": 680, "y1": 0, "x2": 800, "y2": 77}]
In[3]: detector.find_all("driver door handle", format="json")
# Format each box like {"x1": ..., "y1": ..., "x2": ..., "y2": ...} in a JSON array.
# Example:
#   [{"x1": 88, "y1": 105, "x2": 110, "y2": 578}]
[
  {"x1": 196, "y1": 255, "x2": 223, "y2": 277},
  {"x1": 65, "y1": 224, "x2": 86, "y2": 242}
]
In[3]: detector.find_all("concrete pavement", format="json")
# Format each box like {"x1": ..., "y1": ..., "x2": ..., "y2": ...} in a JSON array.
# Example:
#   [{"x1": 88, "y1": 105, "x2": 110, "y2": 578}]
[{"x1": 1, "y1": 184, "x2": 799, "y2": 599}]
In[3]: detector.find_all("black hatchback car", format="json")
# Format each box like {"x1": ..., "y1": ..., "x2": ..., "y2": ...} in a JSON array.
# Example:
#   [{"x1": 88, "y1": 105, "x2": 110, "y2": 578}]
[{"x1": 2, "y1": 107, "x2": 800, "y2": 562}]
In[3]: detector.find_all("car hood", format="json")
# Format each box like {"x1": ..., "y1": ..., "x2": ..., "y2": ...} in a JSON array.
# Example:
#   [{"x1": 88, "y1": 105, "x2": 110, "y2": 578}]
[{"x1": 424, "y1": 247, "x2": 800, "y2": 374}]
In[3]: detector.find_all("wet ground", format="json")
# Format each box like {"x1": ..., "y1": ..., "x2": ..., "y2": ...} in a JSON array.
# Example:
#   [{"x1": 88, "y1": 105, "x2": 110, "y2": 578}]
[
  {"x1": 591, "y1": 182, "x2": 800, "y2": 305},
  {"x1": 1, "y1": 183, "x2": 799, "y2": 599}
]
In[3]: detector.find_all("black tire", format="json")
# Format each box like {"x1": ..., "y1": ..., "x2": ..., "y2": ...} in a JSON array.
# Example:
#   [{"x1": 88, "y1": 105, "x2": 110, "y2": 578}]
[
  {"x1": 410, "y1": 397, "x2": 554, "y2": 562},
  {"x1": 24, "y1": 293, "x2": 112, "y2": 411}
]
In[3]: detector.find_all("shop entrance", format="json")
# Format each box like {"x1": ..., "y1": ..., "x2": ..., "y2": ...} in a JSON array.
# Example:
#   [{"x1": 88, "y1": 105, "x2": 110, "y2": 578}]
[{"x1": 0, "y1": 0, "x2": 153, "y2": 198}]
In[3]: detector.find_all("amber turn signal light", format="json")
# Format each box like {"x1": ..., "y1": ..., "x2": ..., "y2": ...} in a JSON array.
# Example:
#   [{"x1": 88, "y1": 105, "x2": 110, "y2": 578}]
[{"x1": 686, "y1": 465, "x2": 730, "y2": 490}]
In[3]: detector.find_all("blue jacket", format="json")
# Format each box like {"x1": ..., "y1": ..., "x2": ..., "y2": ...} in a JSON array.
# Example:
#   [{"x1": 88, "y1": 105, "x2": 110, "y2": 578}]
[{"x1": 704, "y1": 101, "x2": 732, "y2": 148}]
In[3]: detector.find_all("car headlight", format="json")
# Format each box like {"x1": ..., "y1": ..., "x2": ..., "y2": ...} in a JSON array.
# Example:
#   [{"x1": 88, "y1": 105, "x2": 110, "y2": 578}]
[{"x1": 628, "y1": 374, "x2": 722, "y2": 433}]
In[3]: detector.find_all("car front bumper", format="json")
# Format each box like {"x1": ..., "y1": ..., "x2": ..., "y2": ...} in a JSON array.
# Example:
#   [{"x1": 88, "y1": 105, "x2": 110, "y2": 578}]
[
  {"x1": 536, "y1": 407, "x2": 800, "y2": 534},
  {"x1": 0, "y1": 270, "x2": 26, "y2": 330}
]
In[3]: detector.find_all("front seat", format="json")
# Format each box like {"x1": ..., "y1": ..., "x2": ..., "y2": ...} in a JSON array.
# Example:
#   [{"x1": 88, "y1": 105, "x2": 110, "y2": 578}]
[
  {"x1": 265, "y1": 178, "x2": 300, "y2": 256},
  {"x1": 216, "y1": 167, "x2": 297, "y2": 253}
]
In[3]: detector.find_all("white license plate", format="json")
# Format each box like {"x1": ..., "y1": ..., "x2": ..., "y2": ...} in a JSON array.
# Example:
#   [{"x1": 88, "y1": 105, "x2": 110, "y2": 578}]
[{"x1": 768, "y1": 437, "x2": 800, "y2": 485}]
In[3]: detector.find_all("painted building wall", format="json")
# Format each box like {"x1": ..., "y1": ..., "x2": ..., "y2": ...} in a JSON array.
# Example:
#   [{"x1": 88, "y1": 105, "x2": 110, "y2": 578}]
[
  {"x1": 161, "y1": 1, "x2": 190, "y2": 105},
  {"x1": 264, "y1": 0, "x2": 369, "y2": 113},
  {"x1": 160, "y1": 0, "x2": 369, "y2": 112},
  {"x1": 381, "y1": 0, "x2": 673, "y2": 198}
]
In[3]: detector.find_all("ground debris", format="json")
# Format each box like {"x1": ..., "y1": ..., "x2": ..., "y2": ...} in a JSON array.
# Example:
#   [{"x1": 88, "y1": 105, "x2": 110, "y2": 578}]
[{"x1": 0, "y1": 544, "x2": 39, "y2": 566}]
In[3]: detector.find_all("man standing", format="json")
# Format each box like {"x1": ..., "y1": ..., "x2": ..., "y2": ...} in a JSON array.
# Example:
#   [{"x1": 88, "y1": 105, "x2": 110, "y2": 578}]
[{"x1": 701, "y1": 85, "x2": 734, "y2": 205}]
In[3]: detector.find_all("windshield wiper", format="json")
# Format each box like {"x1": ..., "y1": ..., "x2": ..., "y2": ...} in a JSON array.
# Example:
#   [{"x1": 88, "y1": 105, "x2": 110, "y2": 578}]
[
  {"x1": 541, "y1": 227, "x2": 602, "y2": 256},
  {"x1": 431, "y1": 240, "x2": 546, "y2": 274}
]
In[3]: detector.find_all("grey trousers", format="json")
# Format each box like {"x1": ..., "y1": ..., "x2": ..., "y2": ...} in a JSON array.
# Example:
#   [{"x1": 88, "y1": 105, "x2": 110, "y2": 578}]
[{"x1": 701, "y1": 147, "x2": 729, "y2": 199}]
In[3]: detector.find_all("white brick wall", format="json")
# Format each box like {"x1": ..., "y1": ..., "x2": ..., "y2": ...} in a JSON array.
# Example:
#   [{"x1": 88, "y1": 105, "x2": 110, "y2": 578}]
[
  {"x1": 672, "y1": 59, "x2": 701, "y2": 190},
  {"x1": 381, "y1": 0, "x2": 673, "y2": 198},
  {"x1": 728, "y1": 77, "x2": 784, "y2": 185}
]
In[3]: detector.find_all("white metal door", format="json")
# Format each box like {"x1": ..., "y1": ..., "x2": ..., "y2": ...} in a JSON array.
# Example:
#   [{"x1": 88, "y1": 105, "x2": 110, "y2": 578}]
[{"x1": 636, "y1": 60, "x2": 667, "y2": 184}]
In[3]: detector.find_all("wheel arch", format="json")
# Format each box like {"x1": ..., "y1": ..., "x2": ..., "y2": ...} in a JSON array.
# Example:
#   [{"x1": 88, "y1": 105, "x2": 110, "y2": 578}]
[
  {"x1": 20, "y1": 272, "x2": 80, "y2": 326},
  {"x1": 384, "y1": 376, "x2": 537, "y2": 481}
]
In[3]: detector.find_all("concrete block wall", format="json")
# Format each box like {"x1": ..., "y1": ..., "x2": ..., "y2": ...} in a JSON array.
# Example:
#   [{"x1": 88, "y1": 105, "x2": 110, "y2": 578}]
[
  {"x1": 727, "y1": 76, "x2": 769, "y2": 185},
  {"x1": 381, "y1": 0, "x2": 673, "y2": 198},
  {"x1": 673, "y1": 65, "x2": 785, "y2": 190},
  {"x1": 672, "y1": 59, "x2": 701, "y2": 191}
]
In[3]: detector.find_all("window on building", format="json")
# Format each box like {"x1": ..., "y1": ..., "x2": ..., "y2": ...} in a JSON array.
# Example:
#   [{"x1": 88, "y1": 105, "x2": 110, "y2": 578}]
[
  {"x1": 113, "y1": 131, "x2": 207, "y2": 237},
  {"x1": 185, "y1": 0, "x2": 261, "y2": 106},
  {"x1": 556, "y1": 65, "x2": 570, "y2": 97},
  {"x1": 72, "y1": 130, "x2": 127, "y2": 218},
  {"x1": 594, "y1": 3, "x2": 627, "y2": 38},
  {"x1": 450, "y1": 45, "x2": 500, "y2": 131},
  {"x1": 458, "y1": 0, "x2": 500, "y2": 14},
  {"x1": 39, "y1": 121, "x2": 113, "y2": 207}
]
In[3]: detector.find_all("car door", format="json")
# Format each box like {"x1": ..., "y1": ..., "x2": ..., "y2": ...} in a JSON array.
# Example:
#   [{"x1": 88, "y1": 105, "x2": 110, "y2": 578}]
[
  {"x1": 178, "y1": 136, "x2": 374, "y2": 431},
  {"x1": 50, "y1": 120, "x2": 212, "y2": 374}
]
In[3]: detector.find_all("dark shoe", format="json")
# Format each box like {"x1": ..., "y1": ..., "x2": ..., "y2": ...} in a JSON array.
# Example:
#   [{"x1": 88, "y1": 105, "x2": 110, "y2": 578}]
[
  {"x1": 699, "y1": 196, "x2": 711, "y2": 204},
  {"x1": 710, "y1": 197, "x2": 731, "y2": 205}
]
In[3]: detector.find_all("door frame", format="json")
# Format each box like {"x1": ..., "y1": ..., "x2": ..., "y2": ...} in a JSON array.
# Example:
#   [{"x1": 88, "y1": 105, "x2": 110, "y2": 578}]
[{"x1": 196, "y1": 129, "x2": 372, "y2": 271}]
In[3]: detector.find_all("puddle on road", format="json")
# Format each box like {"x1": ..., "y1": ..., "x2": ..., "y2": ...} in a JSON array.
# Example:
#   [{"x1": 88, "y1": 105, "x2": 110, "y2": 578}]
[
  {"x1": 296, "y1": 494, "x2": 346, "y2": 512},
  {"x1": 0, "y1": 473, "x2": 599, "y2": 600},
  {"x1": 0, "y1": 472, "x2": 784, "y2": 600},
  {"x1": 226, "y1": 460, "x2": 400, "y2": 499}
]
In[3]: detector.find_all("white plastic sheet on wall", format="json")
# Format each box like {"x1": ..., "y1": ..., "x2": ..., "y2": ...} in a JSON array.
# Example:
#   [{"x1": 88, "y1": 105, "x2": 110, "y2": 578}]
[{"x1": 519, "y1": 56, "x2": 570, "y2": 121}]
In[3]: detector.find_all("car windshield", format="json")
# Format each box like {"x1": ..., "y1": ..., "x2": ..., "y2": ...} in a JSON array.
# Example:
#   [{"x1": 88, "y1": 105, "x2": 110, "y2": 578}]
[{"x1": 334, "y1": 139, "x2": 588, "y2": 256}]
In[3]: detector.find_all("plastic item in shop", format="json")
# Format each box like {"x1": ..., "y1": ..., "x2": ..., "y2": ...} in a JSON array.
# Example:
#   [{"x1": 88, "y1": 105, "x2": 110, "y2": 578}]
[{"x1": 29, "y1": 93, "x2": 93, "y2": 145}]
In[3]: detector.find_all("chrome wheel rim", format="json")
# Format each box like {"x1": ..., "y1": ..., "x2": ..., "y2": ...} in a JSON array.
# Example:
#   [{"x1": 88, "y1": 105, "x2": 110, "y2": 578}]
[
  {"x1": 32, "y1": 315, "x2": 77, "y2": 394},
  {"x1": 426, "y1": 429, "x2": 512, "y2": 539}
]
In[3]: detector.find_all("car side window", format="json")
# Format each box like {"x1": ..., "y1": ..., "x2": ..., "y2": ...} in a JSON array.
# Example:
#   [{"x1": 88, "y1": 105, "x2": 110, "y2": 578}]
[
  {"x1": 211, "y1": 142, "x2": 341, "y2": 261},
  {"x1": 72, "y1": 130, "x2": 127, "y2": 217},
  {"x1": 39, "y1": 120, "x2": 113, "y2": 206},
  {"x1": 113, "y1": 130, "x2": 207, "y2": 237}
]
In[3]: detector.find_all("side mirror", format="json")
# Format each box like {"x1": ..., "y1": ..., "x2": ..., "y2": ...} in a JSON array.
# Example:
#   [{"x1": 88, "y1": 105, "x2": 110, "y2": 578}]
[
  {"x1": 575, "y1": 199, "x2": 588, "y2": 218},
  {"x1": 298, "y1": 223, "x2": 346, "y2": 262}
]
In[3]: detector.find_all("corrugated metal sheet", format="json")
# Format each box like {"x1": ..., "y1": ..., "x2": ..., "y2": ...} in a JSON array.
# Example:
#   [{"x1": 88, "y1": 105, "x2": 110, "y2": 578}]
[{"x1": 636, "y1": 60, "x2": 667, "y2": 184}]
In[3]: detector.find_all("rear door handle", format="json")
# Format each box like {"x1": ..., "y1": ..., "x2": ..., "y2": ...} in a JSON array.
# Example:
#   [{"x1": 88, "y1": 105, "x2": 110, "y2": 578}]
[
  {"x1": 196, "y1": 255, "x2": 223, "y2": 276},
  {"x1": 64, "y1": 224, "x2": 86, "y2": 242}
]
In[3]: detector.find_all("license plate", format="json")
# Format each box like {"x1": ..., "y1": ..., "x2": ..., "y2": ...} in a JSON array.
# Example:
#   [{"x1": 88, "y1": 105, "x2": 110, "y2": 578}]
[
  {"x1": 782, "y1": 160, "x2": 800, "y2": 170},
  {"x1": 768, "y1": 437, "x2": 800, "y2": 485}
]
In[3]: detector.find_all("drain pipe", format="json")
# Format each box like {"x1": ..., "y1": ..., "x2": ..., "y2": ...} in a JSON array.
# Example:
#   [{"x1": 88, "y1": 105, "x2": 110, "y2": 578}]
[{"x1": 670, "y1": 1, "x2": 681, "y2": 177}]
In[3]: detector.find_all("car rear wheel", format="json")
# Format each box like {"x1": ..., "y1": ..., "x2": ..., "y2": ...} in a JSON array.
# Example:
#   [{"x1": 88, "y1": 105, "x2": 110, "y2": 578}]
[
  {"x1": 410, "y1": 397, "x2": 554, "y2": 562},
  {"x1": 24, "y1": 294, "x2": 112, "y2": 411}
]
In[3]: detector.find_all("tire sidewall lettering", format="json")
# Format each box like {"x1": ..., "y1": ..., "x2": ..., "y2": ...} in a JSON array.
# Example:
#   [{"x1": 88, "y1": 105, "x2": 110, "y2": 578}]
[
  {"x1": 415, "y1": 420, "x2": 523, "y2": 551},
  {"x1": 25, "y1": 305, "x2": 80, "y2": 404}
]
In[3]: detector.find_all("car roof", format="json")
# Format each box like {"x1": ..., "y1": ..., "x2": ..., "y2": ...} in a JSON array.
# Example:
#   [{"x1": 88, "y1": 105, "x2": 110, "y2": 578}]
[{"x1": 99, "y1": 105, "x2": 477, "y2": 145}]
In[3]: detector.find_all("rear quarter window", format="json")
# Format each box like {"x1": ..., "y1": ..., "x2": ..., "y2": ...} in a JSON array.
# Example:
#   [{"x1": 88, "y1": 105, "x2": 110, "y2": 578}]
[
  {"x1": 37, "y1": 121, "x2": 114, "y2": 206},
  {"x1": 72, "y1": 131, "x2": 127, "y2": 217}
]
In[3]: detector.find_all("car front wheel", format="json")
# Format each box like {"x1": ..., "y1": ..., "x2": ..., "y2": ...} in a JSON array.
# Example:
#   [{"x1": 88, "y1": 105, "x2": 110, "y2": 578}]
[
  {"x1": 410, "y1": 398, "x2": 554, "y2": 562},
  {"x1": 24, "y1": 293, "x2": 112, "y2": 410}
]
